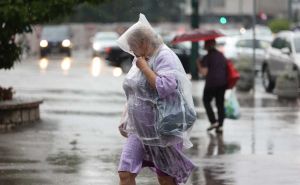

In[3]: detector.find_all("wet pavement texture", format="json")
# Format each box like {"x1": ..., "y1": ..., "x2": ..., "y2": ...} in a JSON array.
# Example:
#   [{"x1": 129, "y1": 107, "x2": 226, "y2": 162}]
[{"x1": 1, "y1": 51, "x2": 300, "y2": 185}]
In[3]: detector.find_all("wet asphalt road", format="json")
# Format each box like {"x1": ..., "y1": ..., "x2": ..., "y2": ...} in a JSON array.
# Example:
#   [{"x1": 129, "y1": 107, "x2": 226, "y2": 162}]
[{"x1": 0, "y1": 50, "x2": 300, "y2": 185}]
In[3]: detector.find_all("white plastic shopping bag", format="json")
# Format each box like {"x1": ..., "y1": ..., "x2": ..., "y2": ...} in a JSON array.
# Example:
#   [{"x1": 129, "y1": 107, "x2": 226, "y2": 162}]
[{"x1": 224, "y1": 89, "x2": 241, "y2": 119}]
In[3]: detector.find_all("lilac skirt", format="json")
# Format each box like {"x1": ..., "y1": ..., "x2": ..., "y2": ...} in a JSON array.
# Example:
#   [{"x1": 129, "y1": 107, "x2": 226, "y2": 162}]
[{"x1": 118, "y1": 134, "x2": 197, "y2": 183}]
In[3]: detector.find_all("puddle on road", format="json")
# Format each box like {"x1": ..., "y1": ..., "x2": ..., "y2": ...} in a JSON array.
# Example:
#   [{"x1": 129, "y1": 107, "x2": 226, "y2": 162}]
[
  {"x1": 44, "y1": 110, "x2": 122, "y2": 117},
  {"x1": 194, "y1": 94, "x2": 300, "y2": 108},
  {"x1": 0, "y1": 169, "x2": 43, "y2": 175},
  {"x1": 184, "y1": 134, "x2": 240, "y2": 185},
  {"x1": 254, "y1": 97, "x2": 300, "y2": 108},
  {"x1": 43, "y1": 97, "x2": 126, "y2": 104},
  {"x1": 205, "y1": 134, "x2": 241, "y2": 156},
  {"x1": 46, "y1": 152, "x2": 83, "y2": 171},
  {"x1": 18, "y1": 89, "x2": 124, "y2": 97},
  {"x1": 188, "y1": 135, "x2": 241, "y2": 157},
  {"x1": 0, "y1": 178, "x2": 51, "y2": 185},
  {"x1": 0, "y1": 158, "x2": 40, "y2": 164}
]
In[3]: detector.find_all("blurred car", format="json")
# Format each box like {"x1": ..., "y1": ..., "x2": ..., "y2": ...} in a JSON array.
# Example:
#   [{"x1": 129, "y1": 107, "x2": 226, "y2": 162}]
[
  {"x1": 262, "y1": 31, "x2": 300, "y2": 92},
  {"x1": 39, "y1": 25, "x2": 72, "y2": 57},
  {"x1": 216, "y1": 35, "x2": 271, "y2": 71},
  {"x1": 241, "y1": 25, "x2": 274, "y2": 42},
  {"x1": 105, "y1": 46, "x2": 133, "y2": 73},
  {"x1": 91, "y1": 32, "x2": 119, "y2": 57}
]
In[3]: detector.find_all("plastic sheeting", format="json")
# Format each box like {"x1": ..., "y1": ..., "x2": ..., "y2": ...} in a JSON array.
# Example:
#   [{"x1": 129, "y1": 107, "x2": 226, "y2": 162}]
[{"x1": 118, "y1": 13, "x2": 196, "y2": 148}]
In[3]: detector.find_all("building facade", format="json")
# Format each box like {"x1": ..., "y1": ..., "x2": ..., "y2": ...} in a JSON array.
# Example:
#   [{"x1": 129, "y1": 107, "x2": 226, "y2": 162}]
[{"x1": 185, "y1": 0, "x2": 290, "y2": 18}]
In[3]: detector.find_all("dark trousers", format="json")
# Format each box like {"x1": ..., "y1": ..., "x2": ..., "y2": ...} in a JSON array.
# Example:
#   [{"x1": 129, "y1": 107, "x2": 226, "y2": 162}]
[{"x1": 203, "y1": 86, "x2": 226, "y2": 127}]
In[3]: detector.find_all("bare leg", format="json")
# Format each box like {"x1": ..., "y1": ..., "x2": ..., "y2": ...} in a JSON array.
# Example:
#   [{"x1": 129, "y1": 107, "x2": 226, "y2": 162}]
[
  {"x1": 119, "y1": 172, "x2": 136, "y2": 185},
  {"x1": 157, "y1": 175, "x2": 176, "y2": 185}
]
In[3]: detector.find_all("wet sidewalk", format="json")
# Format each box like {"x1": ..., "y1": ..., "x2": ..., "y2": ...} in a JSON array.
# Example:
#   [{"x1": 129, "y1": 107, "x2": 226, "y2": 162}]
[{"x1": 0, "y1": 54, "x2": 300, "y2": 185}]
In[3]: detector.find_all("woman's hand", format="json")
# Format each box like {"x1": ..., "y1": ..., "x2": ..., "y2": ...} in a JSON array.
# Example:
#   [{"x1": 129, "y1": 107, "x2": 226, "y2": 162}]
[
  {"x1": 136, "y1": 57, "x2": 149, "y2": 71},
  {"x1": 119, "y1": 123, "x2": 128, "y2": 138},
  {"x1": 135, "y1": 56, "x2": 157, "y2": 89}
]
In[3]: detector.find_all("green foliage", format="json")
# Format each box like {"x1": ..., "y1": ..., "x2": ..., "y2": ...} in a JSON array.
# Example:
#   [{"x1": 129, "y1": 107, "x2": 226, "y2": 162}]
[
  {"x1": 0, "y1": 0, "x2": 107, "y2": 70},
  {"x1": 268, "y1": 19, "x2": 291, "y2": 33}
]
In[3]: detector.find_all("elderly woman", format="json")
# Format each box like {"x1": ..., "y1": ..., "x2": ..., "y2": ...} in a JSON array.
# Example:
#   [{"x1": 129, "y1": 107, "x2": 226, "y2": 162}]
[{"x1": 117, "y1": 14, "x2": 196, "y2": 185}]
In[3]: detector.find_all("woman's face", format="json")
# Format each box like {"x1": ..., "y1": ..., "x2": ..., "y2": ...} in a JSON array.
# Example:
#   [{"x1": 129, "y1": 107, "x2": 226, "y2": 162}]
[{"x1": 130, "y1": 42, "x2": 148, "y2": 58}]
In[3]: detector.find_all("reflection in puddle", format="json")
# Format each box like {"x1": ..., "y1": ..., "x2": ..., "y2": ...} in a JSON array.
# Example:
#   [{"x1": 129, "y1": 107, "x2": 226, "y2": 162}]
[
  {"x1": 206, "y1": 134, "x2": 241, "y2": 157},
  {"x1": 46, "y1": 151, "x2": 83, "y2": 174},
  {"x1": 267, "y1": 139, "x2": 274, "y2": 155},
  {"x1": 39, "y1": 58, "x2": 49, "y2": 72},
  {"x1": 202, "y1": 134, "x2": 239, "y2": 185},
  {"x1": 277, "y1": 113, "x2": 300, "y2": 123},
  {"x1": 0, "y1": 178, "x2": 50, "y2": 185},
  {"x1": 189, "y1": 134, "x2": 240, "y2": 185},
  {"x1": 206, "y1": 134, "x2": 225, "y2": 156},
  {"x1": 0, "y1": 158, "x2": 40, "y2": 164},
  {"x1": 90, "y1": 57, "x2": 103, "y2": 77},
  {"x1": 257, "y1": 97, "x2": 300, "y2": 108},
  {"x1": 61, "y1": 57, "x2": 72, "y2": 74},
  {"x1": 203, "y1": 166, "x2": 229, "y2": 185}
]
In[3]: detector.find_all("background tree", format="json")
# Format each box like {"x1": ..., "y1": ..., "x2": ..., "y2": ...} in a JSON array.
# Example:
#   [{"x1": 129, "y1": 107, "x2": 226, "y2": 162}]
[{"x1": 268, "y1": 19, "x2": 291, "y2": 33}]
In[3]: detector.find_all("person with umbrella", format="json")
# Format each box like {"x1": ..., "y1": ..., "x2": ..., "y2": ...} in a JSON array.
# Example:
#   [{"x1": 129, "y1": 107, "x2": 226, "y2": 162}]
[
  {"x1": 172, "y1": 30, "x2": 228, "y2": 133},
  {"x1": 198, "y1": 39, "x2": 227, "y2": 133}
]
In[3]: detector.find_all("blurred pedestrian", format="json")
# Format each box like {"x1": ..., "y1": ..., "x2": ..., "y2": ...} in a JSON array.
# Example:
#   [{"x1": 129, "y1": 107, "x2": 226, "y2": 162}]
[
  {"x1": 198, "y1": 39, "x2": 227, "y2": 133},
  {"x1": 117, "y1": 14, "x2": 196, "y2": 185}
]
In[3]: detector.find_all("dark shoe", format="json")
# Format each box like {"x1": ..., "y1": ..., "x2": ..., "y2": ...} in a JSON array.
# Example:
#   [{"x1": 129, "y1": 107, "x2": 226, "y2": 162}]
[{"x1": 207, "y1": 123, "x2": 219, "y2": 131}]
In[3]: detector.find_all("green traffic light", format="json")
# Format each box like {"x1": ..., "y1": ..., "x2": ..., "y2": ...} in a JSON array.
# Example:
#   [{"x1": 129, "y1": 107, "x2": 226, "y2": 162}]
[{"x1": 219, "y1": 17, "x2": 227, "y2": 24}]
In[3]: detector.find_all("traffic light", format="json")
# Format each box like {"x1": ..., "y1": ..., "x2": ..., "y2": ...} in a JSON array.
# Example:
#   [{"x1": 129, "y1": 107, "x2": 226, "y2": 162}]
[{"x1": 219, "y1": 16, "x2": 227, "y2": 24}]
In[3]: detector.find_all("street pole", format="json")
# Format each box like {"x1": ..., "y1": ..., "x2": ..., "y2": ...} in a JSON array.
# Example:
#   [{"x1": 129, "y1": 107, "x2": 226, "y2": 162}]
[
  {"x1": 251, "y1": 0, "x2": 257, "y2": 155},
  {"x1": 190, "y1": 0, "x2": 199, "y2": 80},
  {"x1": 239, "y1": 0, "x2": 243, "y2": 14},
  {"x1": 288, "y1": 0, "x2": 293, "y2": 21},
  {"x1": 252, "y1": 0, "x2": 256, "y2": 93}
]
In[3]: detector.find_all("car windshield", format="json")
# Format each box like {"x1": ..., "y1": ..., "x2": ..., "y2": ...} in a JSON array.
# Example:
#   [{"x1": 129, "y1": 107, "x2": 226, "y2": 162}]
[
  {"x1": 294, "y1": 38, "x2": 300, "y2": 53},
  {"x1": 256, "y1": 28, "x2": 272, "y2": 36},
  {"x1": 260, "y1": 40, "x2": 271, "y2": 49},
  {"x1": 41, "y1": 26, "x2": 69, "y2": 40}
]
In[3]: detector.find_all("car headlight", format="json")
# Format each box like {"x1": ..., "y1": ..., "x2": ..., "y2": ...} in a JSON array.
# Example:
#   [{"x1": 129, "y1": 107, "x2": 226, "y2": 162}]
[
  {"x1": 40, "y1": 40, "x2": 48, "y2": 47},
  {"x1": 62, "y1": 39, "x2": 71, "y2": 47},
  {"x1": 93, "y1": 43, "x2": 101, "y2": 51}
]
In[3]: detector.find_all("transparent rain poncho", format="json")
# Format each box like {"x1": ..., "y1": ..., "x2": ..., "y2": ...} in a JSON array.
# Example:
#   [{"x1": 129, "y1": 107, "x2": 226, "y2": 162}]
[
  {"x1": 117, "y1": 14, "x2": 196, "y2": 184},
  {"x1": 118, "y1": 14, "x2": 196, "y2": 148},
  {"x1": 117, "y1": 14, "x2": 197, "y2": 183}
]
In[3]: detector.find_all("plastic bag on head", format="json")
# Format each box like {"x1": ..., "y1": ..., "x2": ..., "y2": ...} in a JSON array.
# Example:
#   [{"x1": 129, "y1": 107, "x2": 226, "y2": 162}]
[{"x1": 116, "y1": 13, "x2": 158, "y2": 56}]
